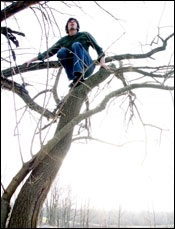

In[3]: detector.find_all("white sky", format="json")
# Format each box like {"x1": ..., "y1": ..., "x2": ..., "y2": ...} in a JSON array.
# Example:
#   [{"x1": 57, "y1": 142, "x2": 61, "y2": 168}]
[{"x1": 1, "y1": 1, "x2": 174, "y2": 213}]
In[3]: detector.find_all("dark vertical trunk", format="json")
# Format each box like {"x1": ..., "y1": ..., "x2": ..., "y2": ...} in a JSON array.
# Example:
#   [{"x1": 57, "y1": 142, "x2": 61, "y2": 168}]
[{"x1": 8, "y1": 90, "x2": 87, "y2": 228}]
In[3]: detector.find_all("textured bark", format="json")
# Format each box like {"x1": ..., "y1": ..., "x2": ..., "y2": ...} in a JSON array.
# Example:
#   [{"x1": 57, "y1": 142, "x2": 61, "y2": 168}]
[
  {"x1": 1, "y1": 199, "x2": 10, "y2": 228},
  {"x1": 8, "y1": 88, "x2": 87, "y2": 228}
]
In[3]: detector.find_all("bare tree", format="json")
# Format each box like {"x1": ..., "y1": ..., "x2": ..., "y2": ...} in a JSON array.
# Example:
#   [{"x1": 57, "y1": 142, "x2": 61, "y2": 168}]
[
  {"x1": 60, "y1": 187, "x2": 72, "y2": 228},
  {"x1": 1, "y1": 1, "x2": 174, "y2": 228},
  {"x1": 117, "y1": 204, "x2": 122, "y2": 228},
  {"x1": 45, "y1": 185, "x2": 59, "y2": 226},
  {"x1": 79, "y1": 200, "x2": 91, "y2": 228}
]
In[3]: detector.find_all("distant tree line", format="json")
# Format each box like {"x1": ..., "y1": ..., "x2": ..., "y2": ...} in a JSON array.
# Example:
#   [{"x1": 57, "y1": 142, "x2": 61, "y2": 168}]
[{"x1": 38, "y1": 184, "x2": 174, "y2": 228}]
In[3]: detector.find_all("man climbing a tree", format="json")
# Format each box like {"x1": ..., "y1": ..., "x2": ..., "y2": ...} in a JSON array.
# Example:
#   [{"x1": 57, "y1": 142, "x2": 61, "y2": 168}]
[{"x1": 25, "y1": 18, "x2": 108, "y2": 88}]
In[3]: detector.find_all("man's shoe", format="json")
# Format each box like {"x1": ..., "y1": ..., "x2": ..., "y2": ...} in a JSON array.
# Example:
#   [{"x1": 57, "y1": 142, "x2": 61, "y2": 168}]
[
  {"x1": 69, "y1": 75, "x2": 85, "y2": 88},
  {"x1": 69, "y1": 80, "x2": 84, "y2": 88}
]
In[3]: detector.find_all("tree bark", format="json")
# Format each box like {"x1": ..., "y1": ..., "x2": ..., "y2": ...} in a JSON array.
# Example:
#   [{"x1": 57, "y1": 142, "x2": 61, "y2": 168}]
[{"x1": 8, "y1": 88, "x2": 87, "y2": 228}]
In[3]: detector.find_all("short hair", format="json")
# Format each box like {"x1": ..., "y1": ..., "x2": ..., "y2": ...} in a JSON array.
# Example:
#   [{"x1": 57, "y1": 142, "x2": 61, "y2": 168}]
[{"x1": 65, "y1": 18, "x2": 80, "y2": 34}]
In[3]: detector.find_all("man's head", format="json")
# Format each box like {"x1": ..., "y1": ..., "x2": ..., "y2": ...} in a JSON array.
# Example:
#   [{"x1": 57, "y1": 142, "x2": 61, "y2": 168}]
[{"x1": 65, "y1": 18, "x2": 80, "y2": 34}]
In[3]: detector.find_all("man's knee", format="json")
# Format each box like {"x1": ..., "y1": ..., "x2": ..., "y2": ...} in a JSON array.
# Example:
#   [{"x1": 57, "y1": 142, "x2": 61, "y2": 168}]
[
  {"x1": 57, "y1": 47, "x2": 68, "y2": 58},
  {"x1": 72, "y1": 42, "x2": 82, "y2": 50}
]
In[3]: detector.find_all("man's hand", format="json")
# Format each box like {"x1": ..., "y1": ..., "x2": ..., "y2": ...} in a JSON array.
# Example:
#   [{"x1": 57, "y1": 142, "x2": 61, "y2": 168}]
[
  {"x1": 99, "y1": 56, "x2": 109, "y2": 70},
  {"x1": 24, "y1": 56, "x2": 38, "y2": 67},
  {"x1": 100, "y1": 62, "x2": 109, "y2": 70}
]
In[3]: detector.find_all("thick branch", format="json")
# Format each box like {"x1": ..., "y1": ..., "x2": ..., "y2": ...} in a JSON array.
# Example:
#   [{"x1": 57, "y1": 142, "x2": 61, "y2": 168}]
[
  {"x1": 1, "y1": 61, "x2": 60, "y2": 78},
  {"x1": 69, "y1": 83, "x2": 173, "y2": 129},
  {"x1": 1, "y1": 157, "x2": 36, "y2": 203},
  {"x1": 1, "y1": 77, "x2": 55, "y2": 119},
  {"x1": 1, "y1": 1, "x2": 42, "y2": 22},
  {"x1": 105, "y1": 33, "x2": 174, "y2": 62}
]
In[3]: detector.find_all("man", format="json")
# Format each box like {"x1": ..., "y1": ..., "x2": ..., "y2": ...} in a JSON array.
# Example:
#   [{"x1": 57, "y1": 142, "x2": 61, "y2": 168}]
[{"x1": 25, "y1": 18, "x2": 108, "y2": 88}]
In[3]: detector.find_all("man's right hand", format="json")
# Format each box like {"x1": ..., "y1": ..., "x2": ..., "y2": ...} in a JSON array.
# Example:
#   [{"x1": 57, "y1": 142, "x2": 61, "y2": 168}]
[{"x1": 24, "y1": 56, "x2": 38, "y2": 67}]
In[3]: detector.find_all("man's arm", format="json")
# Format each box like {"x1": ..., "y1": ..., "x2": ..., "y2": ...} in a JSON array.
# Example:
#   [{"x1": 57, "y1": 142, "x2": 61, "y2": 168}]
[
  {"x1": 85, "y1": 32, "x2": 109, "y2": 70},
  {"x1": 24, "y1": 39, "x2": 62, "y2": 67}
]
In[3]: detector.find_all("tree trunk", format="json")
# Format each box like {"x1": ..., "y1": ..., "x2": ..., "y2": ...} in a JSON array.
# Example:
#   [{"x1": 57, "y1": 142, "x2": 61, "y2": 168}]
[{"x1": 8, "y1": 90, "x2": 86, "y2": 228}]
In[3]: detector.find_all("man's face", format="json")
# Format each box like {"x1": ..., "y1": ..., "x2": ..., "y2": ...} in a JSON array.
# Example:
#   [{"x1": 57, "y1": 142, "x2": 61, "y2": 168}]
[{"x1": 67, "y1": 19, "x2": 78, "y2": 32}]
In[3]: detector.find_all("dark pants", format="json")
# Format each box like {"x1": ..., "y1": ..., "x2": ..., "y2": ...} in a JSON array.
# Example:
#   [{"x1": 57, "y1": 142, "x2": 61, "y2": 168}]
[{"x1": 57, "y1": 42, "x2": 95, "y2": 80}]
